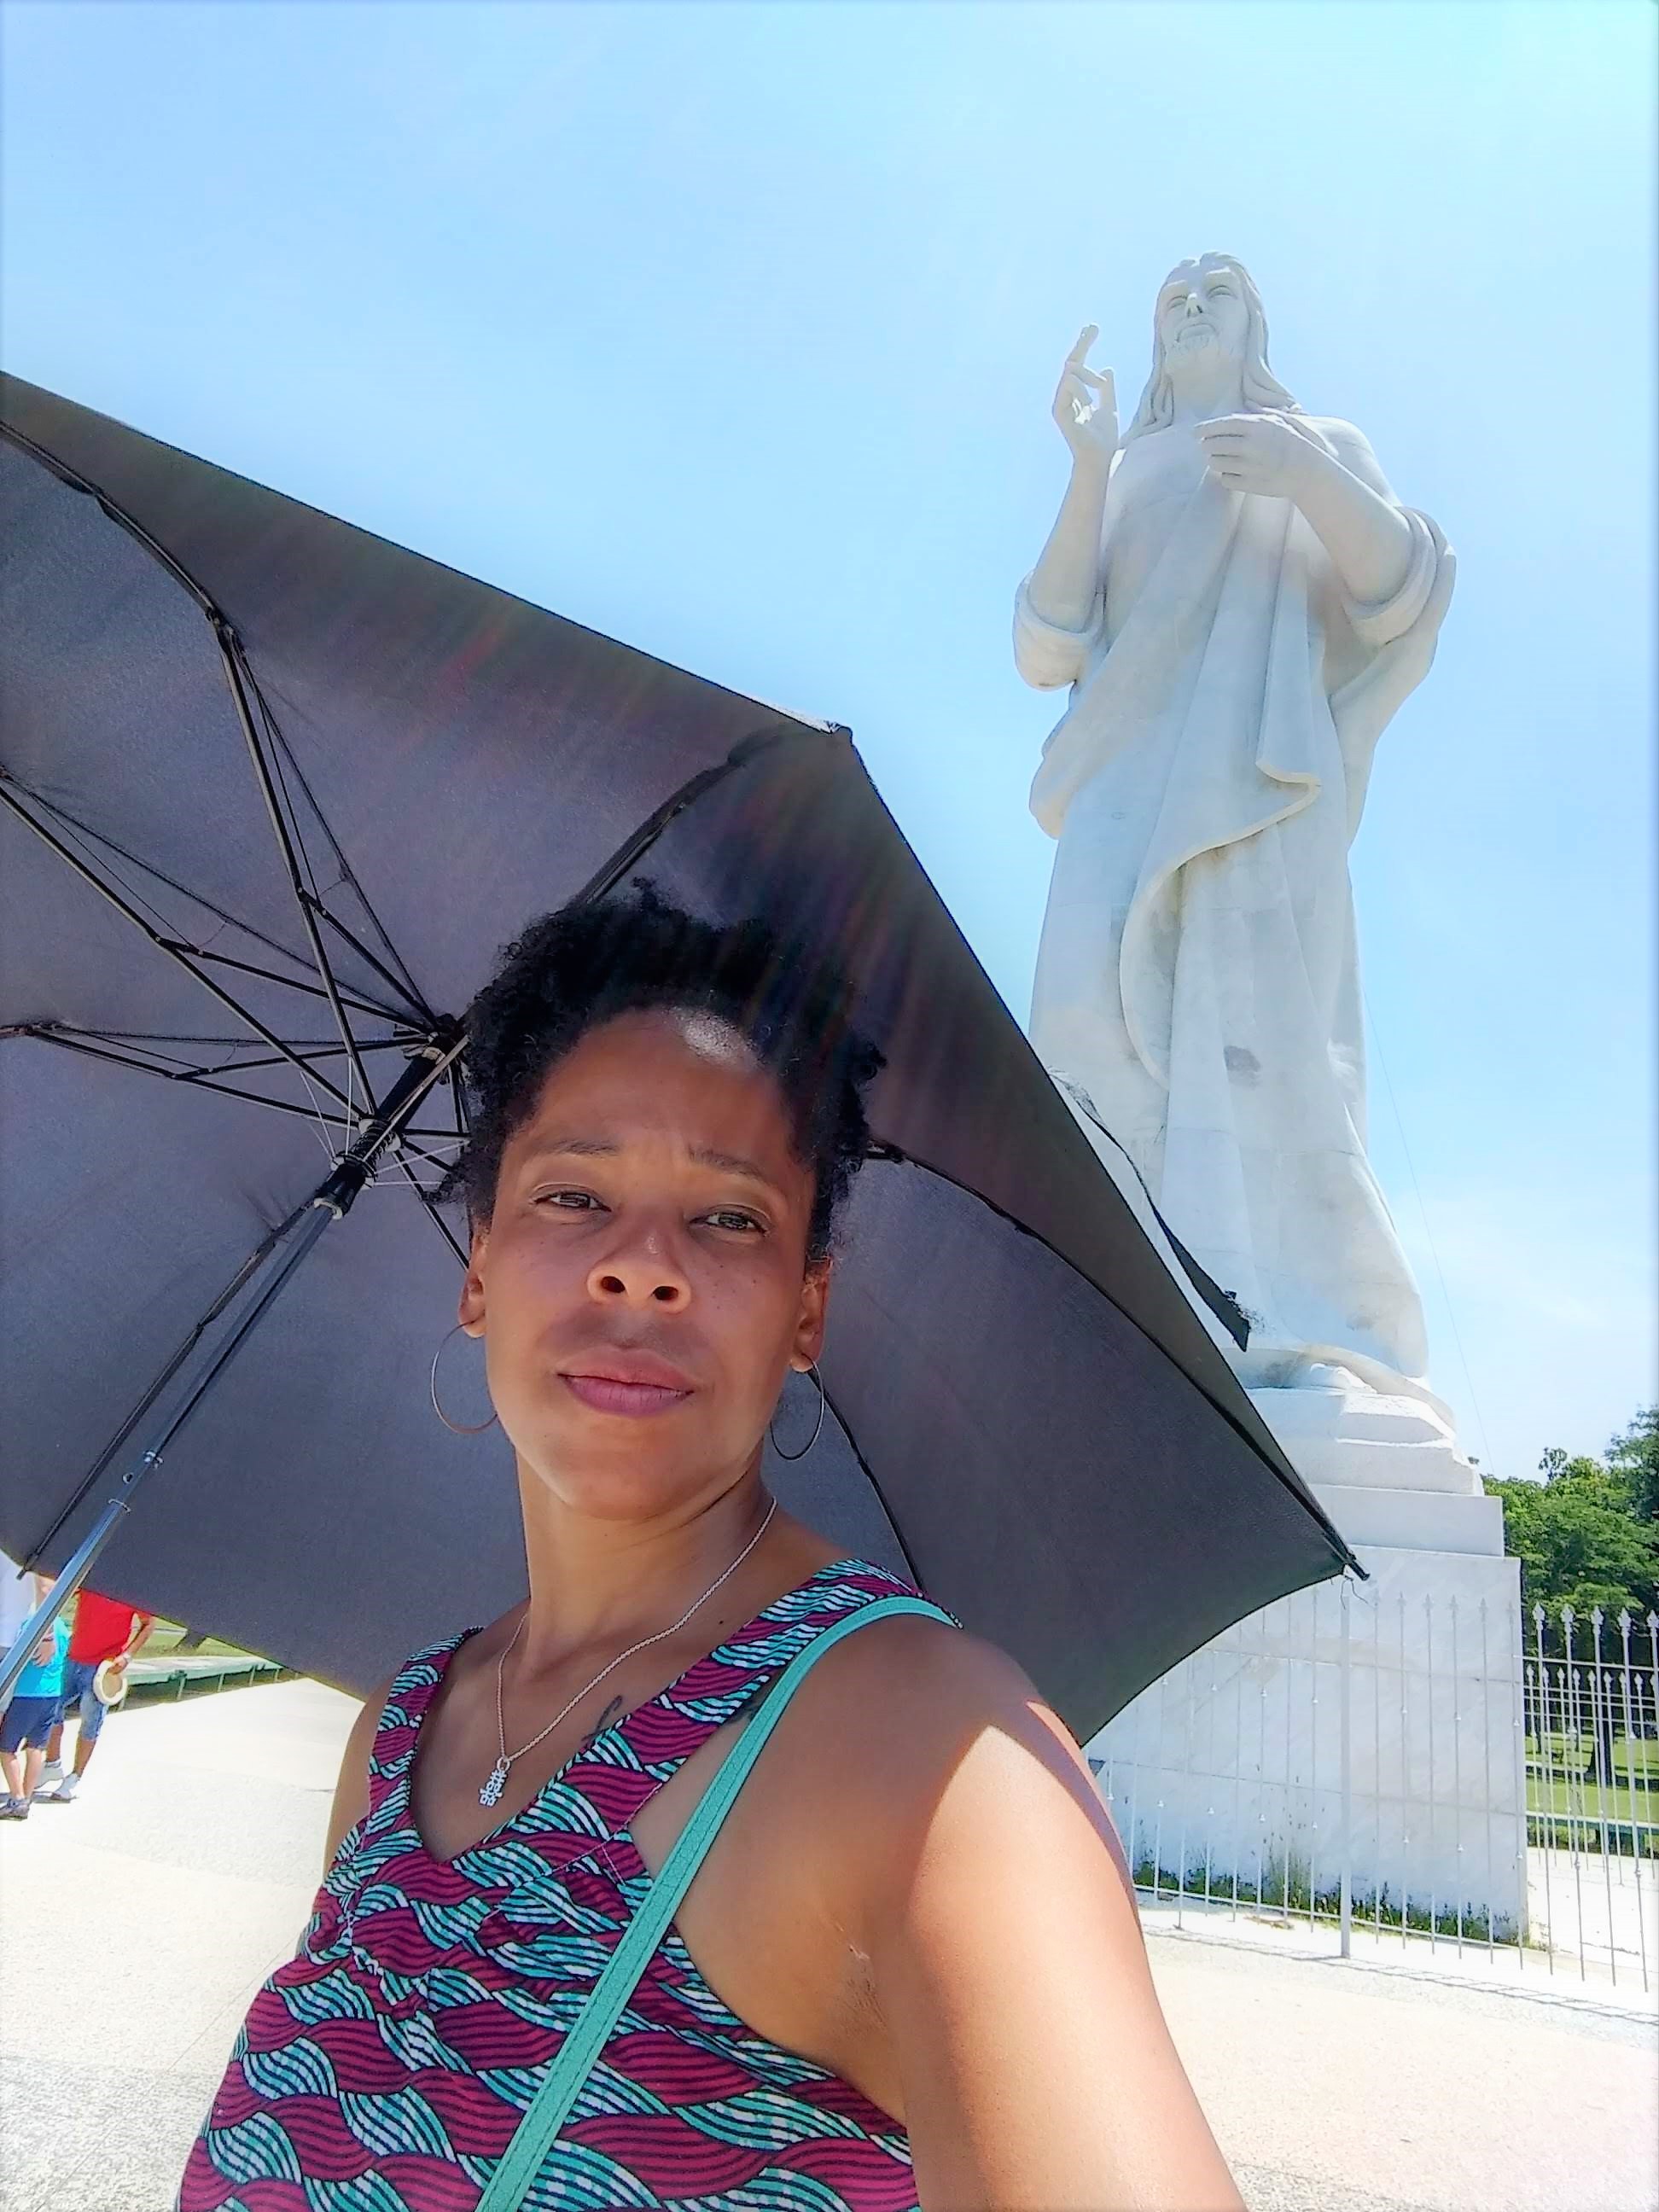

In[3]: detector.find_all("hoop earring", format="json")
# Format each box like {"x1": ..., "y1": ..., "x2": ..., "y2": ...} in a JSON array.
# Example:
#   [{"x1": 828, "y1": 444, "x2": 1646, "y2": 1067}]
[
  {"x1": 770, "y1": 1360, "x2": 826, "y2": 1462},
  {"x1": 431, "y1": 1323, "x2": 498, "y2": 1435}
]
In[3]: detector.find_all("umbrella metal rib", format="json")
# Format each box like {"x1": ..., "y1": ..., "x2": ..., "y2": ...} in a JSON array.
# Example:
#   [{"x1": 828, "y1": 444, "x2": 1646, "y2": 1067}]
[
  {"x1": 0, "y1": 774, "x2": 379, "y2": 1015},
  {"x1": 1, "y1": 774, "x2": 364, "y2": 1117},
  {"x1": 218, "y1": 624, "x2": 377, "y2": 1109}
]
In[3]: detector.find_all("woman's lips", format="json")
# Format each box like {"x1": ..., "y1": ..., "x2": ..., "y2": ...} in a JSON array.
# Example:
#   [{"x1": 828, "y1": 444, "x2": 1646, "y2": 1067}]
[{"x1": 562, "y1": 1372, "x2": 694, "y2": 1419}]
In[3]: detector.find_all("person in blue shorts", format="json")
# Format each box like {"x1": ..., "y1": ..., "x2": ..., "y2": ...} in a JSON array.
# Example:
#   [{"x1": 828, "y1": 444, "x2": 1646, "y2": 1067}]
[{"x1": 1, "y1": 1610, "x2": 70, "y2": 1819}]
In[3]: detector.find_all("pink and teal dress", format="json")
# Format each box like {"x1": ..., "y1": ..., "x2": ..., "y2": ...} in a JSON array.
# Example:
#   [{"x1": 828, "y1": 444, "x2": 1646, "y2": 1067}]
[{"x1": 179, "y1": 1558, "x2": 925, "y2": 2210}]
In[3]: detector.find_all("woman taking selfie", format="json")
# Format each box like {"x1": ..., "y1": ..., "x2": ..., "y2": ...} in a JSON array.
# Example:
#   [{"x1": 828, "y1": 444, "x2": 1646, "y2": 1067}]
[{"x1": 178, "y1": 888, "x2": 1241, "y2": 2212}]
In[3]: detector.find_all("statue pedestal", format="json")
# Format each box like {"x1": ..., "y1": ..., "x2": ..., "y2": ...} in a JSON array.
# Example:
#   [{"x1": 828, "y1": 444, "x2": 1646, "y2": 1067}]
[
  {"x1": 1088, "y1": 1388, "x2": 1527, "y2": 1937},
  {"x1": 1255, "y1": 1380, "x2": 1491, "y2": 1499},
  {"x1": 1262, "y1": 1377, "x2": 1511, "y2": 1552}
]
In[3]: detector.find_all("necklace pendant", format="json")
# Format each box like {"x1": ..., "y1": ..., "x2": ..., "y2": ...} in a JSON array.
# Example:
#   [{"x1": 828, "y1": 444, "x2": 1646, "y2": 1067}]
[{"x1": 479, "y1": 1759, "x2": 509, "y2": 1809}]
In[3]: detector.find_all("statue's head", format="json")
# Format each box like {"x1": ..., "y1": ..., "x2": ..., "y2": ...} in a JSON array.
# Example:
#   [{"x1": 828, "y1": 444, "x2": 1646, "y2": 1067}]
[{"x1": 1123, "y1": 253, "x2": 1301, "y2": 442}]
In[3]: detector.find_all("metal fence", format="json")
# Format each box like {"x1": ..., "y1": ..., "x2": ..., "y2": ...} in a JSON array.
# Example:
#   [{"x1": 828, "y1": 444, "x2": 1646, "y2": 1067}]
[
  {"x1": 1088, "y1": 1580, "x2": 1658, "y2": 1994},
  {"x1": 130, "y1": 1653, "x2": 291, "y2": 1703},
  {"x1": 1522, "y1": 1603, "x2": 1657, "y2": 1989}
]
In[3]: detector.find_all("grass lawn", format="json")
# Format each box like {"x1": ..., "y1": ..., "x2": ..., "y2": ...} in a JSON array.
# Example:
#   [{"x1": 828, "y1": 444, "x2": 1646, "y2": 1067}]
[
  {"x1": 1522, "y1": 1732, "x2": 1658, "y2": 1853},
  {"x1": 141, "y1": 1619, "x2": 252, "y2": 1662},
  {"x1": 1527, "y1": 1767, "x2": 1658, "y2": 1855},
  {"x1": 1528, "y1": 1772, "x2": 1656, "y2": 1819},
  {"x1": 127, "y1": 1621, "x2": 285, "y2": 1702},
  {"x1": 1528, "y1": 1732, "x2": 1659, "y2": 1783}
]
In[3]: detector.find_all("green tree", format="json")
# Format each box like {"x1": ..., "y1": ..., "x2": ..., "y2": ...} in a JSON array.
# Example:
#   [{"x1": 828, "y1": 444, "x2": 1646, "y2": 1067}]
[
  {"x1": 1488, "y1": 1417, "x2": 1659, "y2": 1648},
  {"x1": 1604, "y1": 1406, "x2": 1659, "y2": 1525}
]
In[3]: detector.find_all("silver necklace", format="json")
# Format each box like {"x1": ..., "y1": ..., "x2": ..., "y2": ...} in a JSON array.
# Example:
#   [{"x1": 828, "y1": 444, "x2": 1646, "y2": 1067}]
[{"x1": 480, "y1": 1498, "x2": 778, "y2": 1807}]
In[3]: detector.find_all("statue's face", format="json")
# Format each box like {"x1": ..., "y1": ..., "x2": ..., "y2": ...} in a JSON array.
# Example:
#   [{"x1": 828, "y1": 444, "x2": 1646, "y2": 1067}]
[{"x1": 1155, "y1": 261, "x2": 1251, "y2": 376}]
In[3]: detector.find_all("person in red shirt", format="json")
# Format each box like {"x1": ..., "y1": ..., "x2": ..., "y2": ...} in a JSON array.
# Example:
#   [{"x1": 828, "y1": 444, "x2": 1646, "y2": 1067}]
[{"x1": 39, "y1": 1589, "x2": 153, "y2": 1803}]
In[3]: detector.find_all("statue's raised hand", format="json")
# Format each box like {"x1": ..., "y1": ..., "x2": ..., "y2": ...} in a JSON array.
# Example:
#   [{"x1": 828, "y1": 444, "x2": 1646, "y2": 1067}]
[{"x1": 1052, "y1": 325, "x2": 1117, "y2": 471}]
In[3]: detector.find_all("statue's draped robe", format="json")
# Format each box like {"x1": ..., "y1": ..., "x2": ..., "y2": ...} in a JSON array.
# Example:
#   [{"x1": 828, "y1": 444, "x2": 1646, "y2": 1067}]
[{"x1": 1017, "y1": 437, "x2": 1453, "y2": 1391}]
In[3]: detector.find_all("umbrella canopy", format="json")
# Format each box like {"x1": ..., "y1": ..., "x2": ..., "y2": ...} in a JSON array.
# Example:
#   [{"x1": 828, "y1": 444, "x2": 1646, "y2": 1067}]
[{"x1": 0, "y1": 375, "x2": 1356, "y2": 1738}]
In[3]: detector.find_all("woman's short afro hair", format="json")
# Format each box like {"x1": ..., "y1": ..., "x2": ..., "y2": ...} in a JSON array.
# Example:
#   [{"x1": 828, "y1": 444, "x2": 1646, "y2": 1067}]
[{"x1": 435, "y1": 885, "x2": 883, "y2": 1264}]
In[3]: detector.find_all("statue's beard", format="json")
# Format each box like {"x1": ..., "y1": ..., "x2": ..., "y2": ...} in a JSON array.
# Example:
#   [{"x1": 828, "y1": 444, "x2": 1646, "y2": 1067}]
[
  {"x1": 1167, "y1": 323, "x2": 1243, "y2": 395},
  {"x1": 1170, "y1": 322, "x2": 1219, "y2": 358}
]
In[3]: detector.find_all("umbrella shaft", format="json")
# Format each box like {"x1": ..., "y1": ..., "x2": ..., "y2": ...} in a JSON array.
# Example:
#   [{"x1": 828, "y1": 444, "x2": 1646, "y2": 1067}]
[
  {"x1": 0, "y1": 1197, "x2": 337, "y2": 1704},
  {"x1": 0, "y1": 1493, "x2": 132, "y2": 1706},
  {"x1": 5, "y1": 1044, "x2": 468, "y2": 1675}
]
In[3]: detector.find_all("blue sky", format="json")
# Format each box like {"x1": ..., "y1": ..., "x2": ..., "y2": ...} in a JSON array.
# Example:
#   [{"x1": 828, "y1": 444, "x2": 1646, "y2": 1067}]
[{"x1": 3, "y1": 1, "x2": 1653, "y2": 1481}]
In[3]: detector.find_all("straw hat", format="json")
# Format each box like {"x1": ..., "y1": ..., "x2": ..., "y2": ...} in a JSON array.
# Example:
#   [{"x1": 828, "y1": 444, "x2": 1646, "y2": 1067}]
[{"x1": 92, "y1": 1658, "x2": 130, "y2": 1708}]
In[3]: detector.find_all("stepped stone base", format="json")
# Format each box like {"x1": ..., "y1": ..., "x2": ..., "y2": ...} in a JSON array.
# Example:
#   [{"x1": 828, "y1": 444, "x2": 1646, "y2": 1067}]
[{"x1": 1086, "y1": 1377, "x2": 1525, "y2": 1930}]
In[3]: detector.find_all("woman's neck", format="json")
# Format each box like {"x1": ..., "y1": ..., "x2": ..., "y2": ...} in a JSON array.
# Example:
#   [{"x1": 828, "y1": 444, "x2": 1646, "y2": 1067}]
[{"x1": 511, "y1": 1461, "x2": 789, "y2": 1671}]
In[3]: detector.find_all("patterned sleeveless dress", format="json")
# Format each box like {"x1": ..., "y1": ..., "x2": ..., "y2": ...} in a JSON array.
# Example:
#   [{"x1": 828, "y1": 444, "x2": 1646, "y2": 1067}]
[{"x1": 178, "y1": 1558, "x2": 927, "y2": 2211}]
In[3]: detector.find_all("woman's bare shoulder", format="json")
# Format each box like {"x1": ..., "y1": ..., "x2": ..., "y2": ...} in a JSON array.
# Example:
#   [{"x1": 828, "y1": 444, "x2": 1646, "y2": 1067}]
[
  {"x1": 751, "y1": 1608, "x2": 1132, "y2": 2072},
  {"x1": 784, "y1": 1605, "x2": 1096, "y2": 1839},
  {"x1": 828, "y1": 1603, "x2": 1026, "y2": 1703},
  {"x1": 813, "y1": 1601, "x2": 1039, "y2": 1713}
]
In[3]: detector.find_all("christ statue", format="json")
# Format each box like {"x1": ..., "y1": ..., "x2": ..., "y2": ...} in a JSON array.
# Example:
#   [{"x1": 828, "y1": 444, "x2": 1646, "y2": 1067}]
[{"x1": 1015, "y1": 254, "x2": 1454, "y2": 1402}]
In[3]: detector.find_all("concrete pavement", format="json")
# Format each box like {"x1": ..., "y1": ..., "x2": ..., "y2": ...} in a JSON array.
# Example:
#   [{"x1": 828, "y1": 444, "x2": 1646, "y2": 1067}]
[
  {"x1": 1, "y1": 1679, "x2": 1653, "y2": 2211},
  {"x1": 0, "y1": 1678, "x2": 349, "y2": 2212}
]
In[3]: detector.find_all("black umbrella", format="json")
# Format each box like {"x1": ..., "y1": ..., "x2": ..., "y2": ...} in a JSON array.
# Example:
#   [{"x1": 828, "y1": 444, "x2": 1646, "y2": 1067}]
[{"x1": 0, "y1": 375, "x2": 1356, "y2": 1738}]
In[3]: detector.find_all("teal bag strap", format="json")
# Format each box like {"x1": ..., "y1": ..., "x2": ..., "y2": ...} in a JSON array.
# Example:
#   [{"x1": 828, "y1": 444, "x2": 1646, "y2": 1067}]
[{"x1": 475, "y1": 1591, "x2": 953, "y2": 2211}]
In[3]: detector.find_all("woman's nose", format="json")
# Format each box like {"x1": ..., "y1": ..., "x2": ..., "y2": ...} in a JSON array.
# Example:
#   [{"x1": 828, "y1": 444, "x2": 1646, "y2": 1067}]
[{"x1": 585, "y1": 1240, "x2": 690, "y2": 1310}]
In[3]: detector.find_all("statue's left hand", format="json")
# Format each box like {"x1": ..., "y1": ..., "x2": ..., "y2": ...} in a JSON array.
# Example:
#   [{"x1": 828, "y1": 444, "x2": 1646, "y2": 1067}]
[{"x1": 1197, "y1": 411, "x2": 1331, "y2": 503}]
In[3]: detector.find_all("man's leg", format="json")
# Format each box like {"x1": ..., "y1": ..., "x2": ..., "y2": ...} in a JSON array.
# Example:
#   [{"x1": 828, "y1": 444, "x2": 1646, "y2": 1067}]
[
  {"x1": 59, "y1": 1675, "x2": 106, "y2": 1795},
  {"x1": 42, "y1": 1666, "x2": 96, "y2": 1799},
  {"x1": 20, "y1": 1742, "x2": 44, "y2": 1800},
  {"x1": 79, "y1": 1681, "x2": 104, "y2": 1770},
  {"x1": 0, "y1": 1745, "x2": 22, "y2": 1802},
  {"x1": 39, "y1": 1714, "x2": 67, "y2": 1792}
]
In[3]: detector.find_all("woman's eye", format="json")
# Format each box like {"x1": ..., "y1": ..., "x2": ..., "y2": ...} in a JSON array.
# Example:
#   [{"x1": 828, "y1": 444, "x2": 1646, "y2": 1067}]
[
  {"x1": 702, "y1": 1209, "x2": 765, "y2": 1235},
  {"x1": 538, "y1": 1189, "x2": 600, "y2": 1211}
]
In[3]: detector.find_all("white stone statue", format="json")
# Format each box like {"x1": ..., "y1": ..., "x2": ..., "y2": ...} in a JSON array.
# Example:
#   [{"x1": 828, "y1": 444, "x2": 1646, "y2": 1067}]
[{"x1": 1016, "y1": 253, "x2": 1454, "y2": 1415}]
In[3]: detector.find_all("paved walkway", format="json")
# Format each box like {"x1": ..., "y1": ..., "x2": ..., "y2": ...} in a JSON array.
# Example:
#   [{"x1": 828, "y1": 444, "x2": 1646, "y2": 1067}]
[
  {"x1": 1527, "y1": 1843, "x2": 1657, "y2": 1988},
  {"x1": 1, "y1": 1679, "x2": 1654, "y2": 2211}
]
